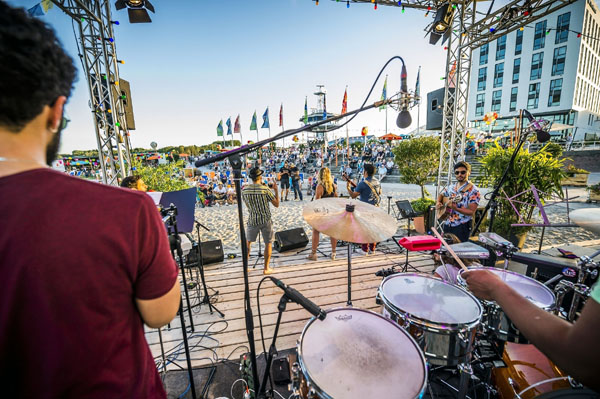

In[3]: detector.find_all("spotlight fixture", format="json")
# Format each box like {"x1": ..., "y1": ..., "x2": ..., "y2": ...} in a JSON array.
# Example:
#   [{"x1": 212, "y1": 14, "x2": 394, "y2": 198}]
[
  {"x1": 114, "y1": 0, "x2": 155, "y2": 23},
  {"x1": 428, "y1": 3, "x2": 454, "y2": 45}
]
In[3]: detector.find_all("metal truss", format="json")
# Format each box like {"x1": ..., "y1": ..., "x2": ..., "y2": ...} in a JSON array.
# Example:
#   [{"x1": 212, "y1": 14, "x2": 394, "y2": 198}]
[
  {"x1": 334, "y1": 0, "x2": 576, "y2": 198},
  {"x1": 51, "y1": 0, "x2": 132, "y2": 186}
]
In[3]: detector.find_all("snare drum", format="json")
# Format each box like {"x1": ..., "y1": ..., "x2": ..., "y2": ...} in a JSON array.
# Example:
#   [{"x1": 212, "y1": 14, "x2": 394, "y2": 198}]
[
  {"x1": 379, "y1": 273, "x2": 483, "y2": 366},
  {"x1": 296, "y1": 307, "x2": 427, "y2": 399},
  {"x1": 458, "y1": 266, "x2": 556, "y2": 342}
]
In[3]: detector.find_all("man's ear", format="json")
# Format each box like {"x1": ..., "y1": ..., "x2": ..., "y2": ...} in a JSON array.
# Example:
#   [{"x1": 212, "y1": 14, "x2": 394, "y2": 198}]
[{"x1": 48, "y1": 96, "x2": 67, "y2": 132}]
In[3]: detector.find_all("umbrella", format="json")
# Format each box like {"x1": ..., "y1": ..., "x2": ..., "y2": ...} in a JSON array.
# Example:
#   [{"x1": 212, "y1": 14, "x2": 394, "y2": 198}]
[
  {"x1": 147, "y1": 155, "x2": 160, "y2": 160},
  {"x1": 379, "y1": 133, "x2": 402, "y2": 140}
]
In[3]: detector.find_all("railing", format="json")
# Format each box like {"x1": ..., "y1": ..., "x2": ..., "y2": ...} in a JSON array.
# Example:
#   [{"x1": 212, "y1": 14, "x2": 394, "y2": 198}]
[{"x1": 530, "y1": 140, "x2": 600, "y2": 152}]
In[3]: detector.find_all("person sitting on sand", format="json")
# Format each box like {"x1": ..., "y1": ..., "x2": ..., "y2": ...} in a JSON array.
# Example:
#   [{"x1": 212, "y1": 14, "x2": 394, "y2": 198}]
[
  {"x1": 307, "y1": 167, "x2": 338, "y2": 261},
  {"x1": 241, "y1": 167, "x2": 279, "y2": 275}
]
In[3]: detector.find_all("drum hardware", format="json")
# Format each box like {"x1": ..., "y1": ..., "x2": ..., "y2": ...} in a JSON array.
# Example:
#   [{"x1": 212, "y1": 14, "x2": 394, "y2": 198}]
[{"x1": 553, "y1": 251, "x2": 599, "y2": 322}]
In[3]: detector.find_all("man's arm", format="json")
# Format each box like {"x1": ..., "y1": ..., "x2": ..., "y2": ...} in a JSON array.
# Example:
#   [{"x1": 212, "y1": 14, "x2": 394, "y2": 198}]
[
  {"x1": 270, "y1": 182, "x2": 279, "y2": 207},
  {"x1": 463, "y1": 270, "x2": 600, "y2": 390},
  {"x1": 135, "y1": 281, "x2": 181, "y2": 328},
  {"x1": 448, "y1": 201, "x2": 477, "y2": 216},
  {"x1": 347, "y1": 182, "x2": 360, "y2": 199}
]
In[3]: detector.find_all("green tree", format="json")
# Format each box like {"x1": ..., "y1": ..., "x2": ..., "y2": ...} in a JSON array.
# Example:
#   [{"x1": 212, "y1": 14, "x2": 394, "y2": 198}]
[
  {"x1": 392, "y1": 136, "x2": 440, "y2": 199},
  {"x1": 131, "y1": 160, "x2": 191, "y2": 192}
]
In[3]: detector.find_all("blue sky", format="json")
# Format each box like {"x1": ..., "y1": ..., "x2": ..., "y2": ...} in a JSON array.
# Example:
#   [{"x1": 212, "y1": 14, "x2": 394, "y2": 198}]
[{"x1": 13, "y1": 0, "x2": 450, "y2": 152}]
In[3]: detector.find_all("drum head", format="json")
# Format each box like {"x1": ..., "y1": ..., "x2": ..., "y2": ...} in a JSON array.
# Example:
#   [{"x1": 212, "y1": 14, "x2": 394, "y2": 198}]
[
  {"x1": 299, "y1": 308, "x2": 426, "y2": 399},
  {"x1": 380, "y1": 273, "x2": 482, "y2": 326},
  {"x1": 462, "y1": 267, "x2": 555, "y2": 309}
]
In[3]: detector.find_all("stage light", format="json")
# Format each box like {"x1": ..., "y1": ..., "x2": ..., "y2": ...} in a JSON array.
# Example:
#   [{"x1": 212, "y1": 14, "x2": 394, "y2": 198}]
[
  {"x1": 114, "y1": 0, "x2": 155, "y2": 23},
  {"x1": 428, "y1": 2, "x2": 454, "y2": 46}
]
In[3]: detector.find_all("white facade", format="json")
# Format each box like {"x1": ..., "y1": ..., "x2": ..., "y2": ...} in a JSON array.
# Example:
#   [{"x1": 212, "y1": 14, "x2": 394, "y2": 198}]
[{"x1": 467, "y1": 0, "x2": 600, "y2": 140}]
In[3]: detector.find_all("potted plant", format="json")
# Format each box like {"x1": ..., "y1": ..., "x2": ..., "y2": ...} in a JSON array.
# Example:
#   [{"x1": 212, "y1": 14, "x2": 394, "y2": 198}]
[
  {"x1": 410, "y1": 197, "x2": 436, "y2": 233},
  {"x1": 478, "y1": 142, "x2": 565, "y2": 248},
  {"x1": 587, "y1": 182, "x2": 600, "y2": 203},
  {"x1": 562, "y1": 164, "x2": 590, "y2": 186}
]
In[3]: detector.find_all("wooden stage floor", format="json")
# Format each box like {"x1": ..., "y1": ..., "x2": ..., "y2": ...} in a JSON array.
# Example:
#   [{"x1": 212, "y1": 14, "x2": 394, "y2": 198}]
[{"x1": 145, "y1": 237, "x2": 600, "y2": 372}]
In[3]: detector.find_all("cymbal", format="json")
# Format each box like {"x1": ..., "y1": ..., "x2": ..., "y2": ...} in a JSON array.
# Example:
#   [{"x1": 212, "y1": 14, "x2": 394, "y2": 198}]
[
  {"x1": 303, "y1": 198, "x2": 398, "y2": 243},
  {"x1": 570, "y1": 208, "x2": 600, "y2": 235}
]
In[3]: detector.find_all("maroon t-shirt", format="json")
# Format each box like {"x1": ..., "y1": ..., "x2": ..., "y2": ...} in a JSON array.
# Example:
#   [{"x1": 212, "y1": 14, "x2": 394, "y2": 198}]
[{"x1": 0, "y1": 169, "x2": 178, "y2": 398}]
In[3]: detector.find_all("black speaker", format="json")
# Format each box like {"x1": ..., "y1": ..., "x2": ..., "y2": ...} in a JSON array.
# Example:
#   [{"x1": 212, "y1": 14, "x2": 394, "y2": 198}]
[
  {"x1": 118, "y1": 78, "x2": 136, "y2": 130},
  {"x1": 273, "y1": 228, "x2": 308, "y2": 252},
  {"x1": 186, "y1": 240, "x2": 224, "y2": 266}
]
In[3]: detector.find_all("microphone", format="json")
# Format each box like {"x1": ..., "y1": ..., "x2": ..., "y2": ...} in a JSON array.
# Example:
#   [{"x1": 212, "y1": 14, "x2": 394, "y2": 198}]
[
  {"x1": 396, "y1": 64, "x2": 412, "y2": 129},
  {"x1": 269, "y1": 277, "x2": 326, "y2": 320},
  {"x1": 522, "y1": 109, "x2": 551, "y2": 143}
]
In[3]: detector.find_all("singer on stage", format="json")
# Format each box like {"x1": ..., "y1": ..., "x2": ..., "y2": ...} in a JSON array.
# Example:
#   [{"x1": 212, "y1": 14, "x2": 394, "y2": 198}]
[{"x1": 0, "y1": 4, "x2": 181, "y2": 398}]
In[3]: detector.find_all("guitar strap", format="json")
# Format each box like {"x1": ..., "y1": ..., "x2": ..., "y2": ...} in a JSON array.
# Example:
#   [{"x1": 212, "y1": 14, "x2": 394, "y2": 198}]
[{"x1": 363, "y1": 179, "x2": 381, "y2": 206}]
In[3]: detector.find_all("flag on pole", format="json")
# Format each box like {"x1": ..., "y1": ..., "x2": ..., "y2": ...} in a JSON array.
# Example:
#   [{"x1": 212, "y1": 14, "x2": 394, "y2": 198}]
[
  {"x1": 323, "y1": 95, "x2": 327, "y2": 120},
  {"x1": 279, "y1": 103, "x2": 283, "y2": 127},
  {"x1": 415, "y1": 66, "x2": 421, "y2": 104},
  {"x1": 234, "y1": 114, "x2": 241, "y2": 133},
  {"x1": 361, "y1": 126, "x2": 368, "y2": 136},
  {"x1": 448, "y1": 61, "x2": 457, "y2": 89},
  {"x1": 250, "y1": 111, "x2": 257, "y2": 131},
  {"x1": 379, "y1": 75, "x2": 387, "y2": 110},
  {"x1": 341, "y1": 87, "x2": 348, "y2": 115},
  {"x1": 304, "y1": 97, "x2": 308, "y2": 124},
  {"x1": 217, "y1": 120, "x2": 224, "y2": 137},
  {"x1": 261, "y1": 107, "x2": 270, "y2": 129},
  {"x1": 226, "y1": 117, "x2": 232, "y2": 135}
]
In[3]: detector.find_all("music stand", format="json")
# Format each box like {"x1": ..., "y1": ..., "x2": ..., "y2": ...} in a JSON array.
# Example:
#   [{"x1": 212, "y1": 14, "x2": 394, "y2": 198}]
[{"x1": 395, "y1": 200, "x2": 421, "y2": 237}]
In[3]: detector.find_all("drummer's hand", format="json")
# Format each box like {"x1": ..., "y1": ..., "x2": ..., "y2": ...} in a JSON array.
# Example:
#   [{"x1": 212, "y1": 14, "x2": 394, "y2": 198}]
[{"x1": 462, "y1": 270, "x2": 504, "y2": 301}]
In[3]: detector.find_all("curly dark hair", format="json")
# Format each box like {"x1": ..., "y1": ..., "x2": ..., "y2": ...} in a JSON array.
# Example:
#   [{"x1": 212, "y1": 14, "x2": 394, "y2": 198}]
[{"x1": 0, "y1": 1, "x2": 77, "y2": 132}]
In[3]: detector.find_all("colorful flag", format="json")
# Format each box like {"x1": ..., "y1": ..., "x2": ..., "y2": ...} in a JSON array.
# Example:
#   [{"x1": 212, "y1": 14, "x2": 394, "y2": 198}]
[
  {"x1": 279, "y1": 103, "x2": 283, "y2": 127},
  {"x1": 250, "y1": 111, "x2": 257, "y2": 131},
  {"x1": 226, "y1": 117, "x2": 232, "y2": 135},
  {"x1": 262, "y1": 107, "x2": 270, "y2": 129},
  {"x1": 361, "y1": 126, "x2": 368, "y2": 136},
  {"x1": 234, "y1": 114, "x2": 241, "y2": 133},
  {"x1": 323, "y1": 95, "x2": 327, "y2": 120},
  {"x1": 448, "y1": 61, "x2": 457, "y2": 89},
  {"x1": 415, "y1": 66, "x2": 421, "y2": 103},
  {"x1": 341, "y1": 87, "x2": 348, "y2": 115},
  {"x1": 27, "y1": 3, "x2": 44, "y2": 16},
  {"x1": 41, "y1": 0, "x2": 54, "y2": 12},
  {"x1": 304, "y1": 97, "x2": 308, "y2": 124},
  {"x1": 379, "y1": 75, "x2": 387, "y2": 110},
  {"x1": 217, "y1": 120, "x2": 224, "y2": 137}
]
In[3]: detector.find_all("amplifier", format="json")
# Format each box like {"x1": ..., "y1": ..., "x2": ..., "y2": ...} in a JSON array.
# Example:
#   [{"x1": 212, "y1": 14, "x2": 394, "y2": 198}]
[
  {"x1": 273, "y1": 228, "x2": 309, "y2": 252},
  {"x1": 186, "y1": 239, "x2": 224, "y2": 266}
]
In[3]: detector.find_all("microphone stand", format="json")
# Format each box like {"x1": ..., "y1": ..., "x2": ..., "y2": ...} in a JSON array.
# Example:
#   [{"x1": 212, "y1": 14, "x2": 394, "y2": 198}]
[
  {"x1": 257, "y1": 294, "x2": 289, "y2": 398},
  {"x1": 190, "y1": 57, "x2": 415, "y2": 399},
  {"x1": 470, "y1": 110, "x2": 531, "y2": 237},
  {"x1": 194, "y1": 220, "x2": 224, "y2": 318}
]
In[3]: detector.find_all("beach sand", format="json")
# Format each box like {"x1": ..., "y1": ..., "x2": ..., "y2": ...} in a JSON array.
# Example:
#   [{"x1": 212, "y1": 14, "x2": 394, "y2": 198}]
[{"x1": 192, "y1": 180, "x2": 599, "y2": 255}]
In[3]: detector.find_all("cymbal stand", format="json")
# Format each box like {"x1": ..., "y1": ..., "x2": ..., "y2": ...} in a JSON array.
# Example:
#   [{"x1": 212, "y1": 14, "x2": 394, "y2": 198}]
[
  {"x1": 345, "y1": 204, "x2": 355, "y2": 306},
  {"x1": 251, "y1": 231, "x2": 264, "y2": 269},
  {"x1": 194, "y1": 221, "x2": 224, "y2": 318}
]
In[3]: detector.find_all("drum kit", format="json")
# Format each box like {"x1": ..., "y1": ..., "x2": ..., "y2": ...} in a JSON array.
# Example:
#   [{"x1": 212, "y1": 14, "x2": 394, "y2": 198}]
[{"x1": 283, "y1": 198, "x2": 600, "y2": 399}]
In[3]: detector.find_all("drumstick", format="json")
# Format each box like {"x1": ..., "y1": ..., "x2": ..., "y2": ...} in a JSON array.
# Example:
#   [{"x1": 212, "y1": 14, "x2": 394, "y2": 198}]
[{"x1": 431, "y1": 227, "x2": 469, "y2": 272}]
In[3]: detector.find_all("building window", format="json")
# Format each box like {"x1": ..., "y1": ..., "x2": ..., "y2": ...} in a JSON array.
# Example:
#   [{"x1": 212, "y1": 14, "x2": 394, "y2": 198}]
[
  {"x1": 528, "y1": 83, "x2": 540, "y2": 109},
  {"x1": 548, "y1": 79, "x2": 563, "y2": 107},
  {"x1": 496, "y1": 35, "x2": 507, "y2": 61},
  {"x1": 530, "y1": 52, "x2": 544, "y2": 80},
  {"x1": 556, "y1": 12, "x2": 571, "y2": 44},
  {"x1": 512, "y1": 58, "x2": 521, "y2": 84},
  {"x1": 491, "y1": 90, "x2": 502, "y2": 112},
  {"x1": 552, "y1": 46, "x2": 567, "y2": 76},
  {"x1": 533, "y1": 20, "x2": 547, "y2": 50},
  {"x1": 476, "y1": 93, "x2": 485, "y2": 116},
  {"x1": 494, "y1": 63, "x2": 504, "y2": 88},
  {"x1": 478, "y1": 67, "x2": 487, "y2": 91},
  {"x1": 515, "y1": 29, "x2": 523, "y2": 55},
  {"x1": 510, "y1": 87, "x2": 518, "y2": 111},
  {"x1": 480, "y1": 43, "x2": 489, "y2": 65}
]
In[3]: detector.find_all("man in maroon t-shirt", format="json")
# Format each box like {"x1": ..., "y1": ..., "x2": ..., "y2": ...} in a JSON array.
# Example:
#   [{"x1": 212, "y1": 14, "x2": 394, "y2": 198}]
[{"x1": 0, "y1": 4, "x2": 180, "y2": 398}]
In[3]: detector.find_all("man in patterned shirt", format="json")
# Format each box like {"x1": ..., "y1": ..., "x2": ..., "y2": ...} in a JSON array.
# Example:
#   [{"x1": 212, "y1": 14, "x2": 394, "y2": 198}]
[
  {"x1": 436, "y1": 161, "x2": 480, "y2": 242},
  {"x1": 242, "y1": 167, "x2": 279, "y2": 274}
]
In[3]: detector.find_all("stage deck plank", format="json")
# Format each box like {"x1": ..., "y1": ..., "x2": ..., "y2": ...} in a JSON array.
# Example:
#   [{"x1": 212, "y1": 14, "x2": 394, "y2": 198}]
[{"x1": 146, "y1": 238, "x2": 600, "y2": 370}]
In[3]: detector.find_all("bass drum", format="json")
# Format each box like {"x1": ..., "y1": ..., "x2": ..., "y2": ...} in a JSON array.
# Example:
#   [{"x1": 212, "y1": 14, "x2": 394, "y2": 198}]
[
  {"x1": 296, "y1": 307, "x2": 427, "y2": 399},
  {"x1": 494, "y1": 342, "x2": 599, "y2": 399}
]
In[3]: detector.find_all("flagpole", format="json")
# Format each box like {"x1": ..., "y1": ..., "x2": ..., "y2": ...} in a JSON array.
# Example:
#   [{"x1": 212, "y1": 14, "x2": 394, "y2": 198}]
[{"x1": 416, "y1": 66, "x2": 421, "y2": 136}]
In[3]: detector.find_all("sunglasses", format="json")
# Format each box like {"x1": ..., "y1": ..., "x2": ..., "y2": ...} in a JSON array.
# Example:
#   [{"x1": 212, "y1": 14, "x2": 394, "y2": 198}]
[{"x1": 455, "y1": 170, "x2": 467, "y2": 175}]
